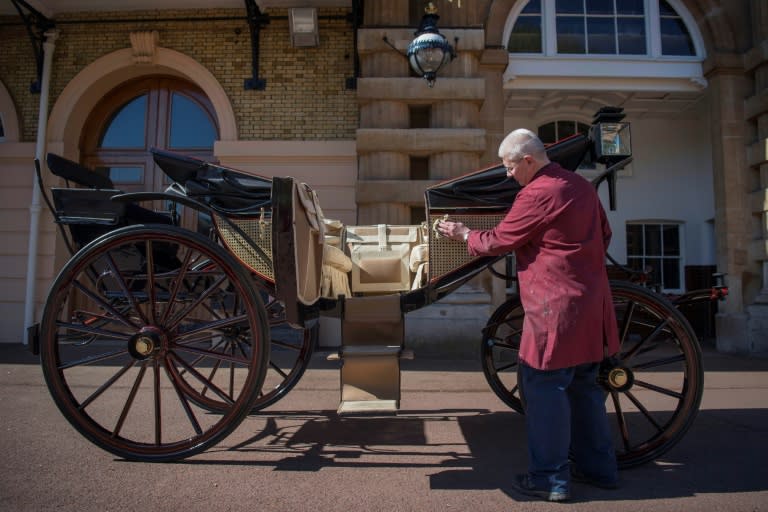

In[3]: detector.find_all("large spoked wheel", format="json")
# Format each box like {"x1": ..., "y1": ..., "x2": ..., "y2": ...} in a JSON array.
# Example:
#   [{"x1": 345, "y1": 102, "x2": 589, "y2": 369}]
[
  {"x1": 481, "y1": 280, "x2": 703, "y2": 468},
  {"x1": 254, "y1": 294, "x2": 316, "y2": 411},
  {"x1": 40, "y1": 225, "x2": 269, "y2": 462}
]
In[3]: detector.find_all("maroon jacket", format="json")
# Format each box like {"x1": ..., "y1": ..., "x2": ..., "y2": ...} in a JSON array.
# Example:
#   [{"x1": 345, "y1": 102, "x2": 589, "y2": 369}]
[{"x1": 467, "y1": 162, "x2": 619, "y2": 370}]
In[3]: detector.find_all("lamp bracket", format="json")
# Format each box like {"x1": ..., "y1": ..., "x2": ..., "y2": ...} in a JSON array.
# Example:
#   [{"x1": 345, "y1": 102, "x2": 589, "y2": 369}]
[
  {"x1": 10, "y1": 0, "x2": 55, "y2": 94},
  {"x1": 243, "y1": 0, "x2": 270, "y2": 90}
]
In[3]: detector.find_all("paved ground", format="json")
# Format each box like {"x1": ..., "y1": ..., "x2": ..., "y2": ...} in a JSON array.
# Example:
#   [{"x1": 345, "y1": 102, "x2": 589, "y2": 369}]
[{"x1": 1, "y1": 342, "x2": 766, "y2": 512}]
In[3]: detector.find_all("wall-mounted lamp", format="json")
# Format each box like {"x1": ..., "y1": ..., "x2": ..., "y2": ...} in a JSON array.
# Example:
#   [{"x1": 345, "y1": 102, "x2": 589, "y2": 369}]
[
  {"x1": 290, "y1": 7, "x2": 319, "y2": 47},
  {"x1": 406, "y1": 3, "x2": 456, "y2": 87}
]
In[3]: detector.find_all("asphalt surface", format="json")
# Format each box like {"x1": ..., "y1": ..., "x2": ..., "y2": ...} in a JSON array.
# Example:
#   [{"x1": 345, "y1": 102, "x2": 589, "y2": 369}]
[{"x1": 1, "y1": 342, "x2": 766, "y2": 512}]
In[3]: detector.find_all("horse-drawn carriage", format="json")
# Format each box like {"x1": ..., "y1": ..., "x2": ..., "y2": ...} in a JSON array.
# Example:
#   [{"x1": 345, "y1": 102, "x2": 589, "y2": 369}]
[{"x1": 30, "y1": 108, "x2": 724, "y2": 467}]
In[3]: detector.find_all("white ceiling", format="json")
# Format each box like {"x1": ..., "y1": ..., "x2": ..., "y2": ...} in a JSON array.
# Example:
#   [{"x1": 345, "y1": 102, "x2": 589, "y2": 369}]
[{"x1": 1, "y1": 1, "x2": 350, "y2": 17}]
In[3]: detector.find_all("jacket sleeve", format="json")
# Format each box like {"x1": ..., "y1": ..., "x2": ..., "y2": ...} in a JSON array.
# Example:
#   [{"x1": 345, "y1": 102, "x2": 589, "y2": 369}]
[{"x1": 467, "y1": 189, "x2": 549, "y2": 257}]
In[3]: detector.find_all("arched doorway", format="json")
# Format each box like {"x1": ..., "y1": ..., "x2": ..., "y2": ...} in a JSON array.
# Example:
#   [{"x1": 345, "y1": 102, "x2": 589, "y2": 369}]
[{"x1": 80, "y1": 75, "x2": 218, "y2": 228}]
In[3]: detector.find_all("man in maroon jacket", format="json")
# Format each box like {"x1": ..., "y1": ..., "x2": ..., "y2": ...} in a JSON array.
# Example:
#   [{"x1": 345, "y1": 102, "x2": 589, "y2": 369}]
[{"x1": 438, "y1": 129, "x2": 620, "y2": 502}]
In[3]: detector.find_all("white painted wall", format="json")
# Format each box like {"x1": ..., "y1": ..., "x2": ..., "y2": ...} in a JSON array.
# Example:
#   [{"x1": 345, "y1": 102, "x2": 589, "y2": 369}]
[{"x1": 597, "y1": 110, "x2": 716, "y2": 267}]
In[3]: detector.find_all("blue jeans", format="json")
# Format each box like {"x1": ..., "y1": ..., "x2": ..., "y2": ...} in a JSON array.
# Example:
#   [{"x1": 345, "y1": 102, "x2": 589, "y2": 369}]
[{"x1": 518, "y1": 361, "x2": 617, "y2": 493}]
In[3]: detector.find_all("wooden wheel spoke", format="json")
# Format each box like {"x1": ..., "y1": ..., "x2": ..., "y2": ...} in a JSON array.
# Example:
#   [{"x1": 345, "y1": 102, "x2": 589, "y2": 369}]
[
  {"x1": 621, "y1": 317, "x2": 670, "y2": 361},
  {"x1": 624, "y1": 389, "x2": 663, "y2": 432},
  {"x1": 495, "y1": 361, "x2": 518, "y2": 373},
  {"x1": 610, "y1": 390, "x2": 632, "y2": 452},
  {"x1": 104, "y1": 251, "x2": 151, "y2": 326},
  {"x1": 113, "y1": 362, "x2": 148, "y2": 438},
  {"x1": 270, "y1": 338, "x2": 302, "y2": 351},
  {"x1": 159, "y1": 249, "x2": 195, "y2": 326},
  {"x1": 162, "y1": 356, "x2": 203, "y2": 436},
  {"x1": 633, "y1": 378, "x2": 684, "y2": 399},
  {"x1": 78, "y1": 360, "x2": 137, "y2": 410},
  {"x1": 632, "y1": 353, "x2": 685, "y2": 371},
  {"x1": 58, "y1": 347, "x2": 130, "y2": 370},
  {"x1": 269, "y1": 360, "x2": 289, "y2": 379},
  {"x1": 72, "y1": 279, "x2": 139, "y2": 330},
  {"x1": 169, "y1": 352, "x2": 235, "y2": 405},
  {"x1": 166, "y1": 274, "x2": 228, "y2": 332}
]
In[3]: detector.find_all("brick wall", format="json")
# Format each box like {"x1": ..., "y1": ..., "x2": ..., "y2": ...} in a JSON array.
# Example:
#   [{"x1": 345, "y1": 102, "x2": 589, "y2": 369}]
[{"x1": 0, "y1": 8, "x2": 358, "y2": 142}]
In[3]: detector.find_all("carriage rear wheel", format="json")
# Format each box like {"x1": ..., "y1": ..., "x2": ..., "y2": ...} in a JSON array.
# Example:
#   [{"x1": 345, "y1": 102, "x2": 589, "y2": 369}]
[
  {"x1": 481, "y1": 280, "x2": 703, "y2": 468},
  {"x1": 40, "y1": 225, "x2": 269, "y2": 462}
]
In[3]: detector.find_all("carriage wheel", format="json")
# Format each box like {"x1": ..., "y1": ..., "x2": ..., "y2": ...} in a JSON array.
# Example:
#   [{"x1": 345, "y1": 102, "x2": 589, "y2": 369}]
[
  {"x1": 179, "y1": 289, "x2": 317, "y2": 413},
  {"x1": 40, "y1": 225, "x2": 269, "y2": 462},
  {"x1": 255, "y1": 294, "x2": 316, "y2": 410},
  {"x1": 481, "y1": 280, "x2": 703, "y2": 468}
]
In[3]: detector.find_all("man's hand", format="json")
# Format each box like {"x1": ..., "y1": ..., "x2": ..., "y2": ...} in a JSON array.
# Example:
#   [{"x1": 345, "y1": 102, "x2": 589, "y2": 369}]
[{"x1": 437, "y1": 220, "x2": 470, "y2": 242}]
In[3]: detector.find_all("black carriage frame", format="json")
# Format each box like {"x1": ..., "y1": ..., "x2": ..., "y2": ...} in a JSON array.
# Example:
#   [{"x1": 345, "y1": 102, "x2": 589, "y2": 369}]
[{"x1": 31, "y1": 108, "x2": 726, "y2": 466}]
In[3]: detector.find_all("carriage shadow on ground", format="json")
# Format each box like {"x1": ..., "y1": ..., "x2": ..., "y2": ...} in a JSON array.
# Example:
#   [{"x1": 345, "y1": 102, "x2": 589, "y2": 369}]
[{"x1": 178, "y1": 404, "x2": 768, "y2": 503}]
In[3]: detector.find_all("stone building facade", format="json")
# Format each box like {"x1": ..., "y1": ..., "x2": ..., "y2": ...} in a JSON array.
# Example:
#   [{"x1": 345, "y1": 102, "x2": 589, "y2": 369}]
[{"x1": 0, "y1": 0, "x2": 766, "y2": 355}]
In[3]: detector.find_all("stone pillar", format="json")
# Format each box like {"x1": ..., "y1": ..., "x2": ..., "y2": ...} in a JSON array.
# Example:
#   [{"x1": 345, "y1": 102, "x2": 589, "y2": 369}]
[
  {"x1": 705, "y1": 56, "x2": 753, "y2": 352},
  {"x1": 742, "y1": 0, "x2": 768, "y2": 352}
]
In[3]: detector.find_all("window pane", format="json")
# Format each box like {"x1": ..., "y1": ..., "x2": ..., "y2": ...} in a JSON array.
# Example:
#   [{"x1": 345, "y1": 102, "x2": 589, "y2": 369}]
[
  {"x1": 557, "y1": 120, "x2": 576, "y2": 139},
  {"x1": 661, "y1": 18, "x2": 695, "y2": 55},
  {"x1": 617, "y1": 0, "x2": 644, "y2": 15},
  {"x1": 169, "y1": 93, "x2": 216, "y2": 149},
  {"x1": 557, "y1": 16, "x2": 586, "y2": 53},
  {"x1": 663, "y1": 258, "x2": 680, "y2": 289},
  {"x1": 585, "y1": 0, "x2": 612, "y2": 15},
  {"x1": 538, "y1": 122, "x2": 557, "y2": 144},
  {"x1": 522, "y1": 0, "x2": 541, "y2": 14},
  {"x1": 618, "y1": 17, "x2": 646, "y2": 54},
  {"x1": 627, "y1": 257, "x2": 643, "y2": 272},
  {"x1": 626, "y1": 224, "x2": 643, "y2": 255},
  {"x1": 663, "y1": 224, "x2": 680, "y2": 255},
  {"x1": 508, "y1": 16, "x2": 543, "y2": 53},
  {"x1": 645, "y1": 258, "x2": 662, "y2": 284},
  {"x1": 96, "y1": 166, "x2": 144, "y2": 185},
  {"x1": 587, "y1": 17, "x2": 616, "y2": 54},
  {"x1": 556, "y1": 0, "x2": 583, "y2": 14},
  {"x1": 0, "y1": 117, "x2": 5, "y2": 138},
  {"x1": 659, "y1": 0, "x2": 676, "y2": 16},
  {"x1": 99, "y1": 95, "x2": 146, "y2": 148},
  {"x1": 645, "y1": 224, "x2": 661, "y2": 255}
]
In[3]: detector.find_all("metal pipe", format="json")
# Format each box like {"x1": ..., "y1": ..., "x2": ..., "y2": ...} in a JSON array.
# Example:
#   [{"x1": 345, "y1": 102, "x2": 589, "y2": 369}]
[{"x1": 23, "y1": 29, "x2": 58, "y2": 345}]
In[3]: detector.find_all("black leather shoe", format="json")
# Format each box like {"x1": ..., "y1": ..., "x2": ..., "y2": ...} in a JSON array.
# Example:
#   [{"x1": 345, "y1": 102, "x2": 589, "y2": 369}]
[
  {"x1": 510, "y1": 474, "x2": 570, "y2": 502},
  {"x1": 570, "y1": 469, "x2": 619, "y2": 490}
]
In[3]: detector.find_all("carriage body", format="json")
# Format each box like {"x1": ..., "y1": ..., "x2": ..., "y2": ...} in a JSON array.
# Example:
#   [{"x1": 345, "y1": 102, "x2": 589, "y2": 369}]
[{"x1": 36, "y1": 109, "x2": 711, "y2": 467}]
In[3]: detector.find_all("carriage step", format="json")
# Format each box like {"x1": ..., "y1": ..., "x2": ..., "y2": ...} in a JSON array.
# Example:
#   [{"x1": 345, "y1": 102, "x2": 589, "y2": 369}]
[
  {"x1": 338, "y1": 399, "x2": 398, "y2": 415},
  {"x1": 326, "y1": 348, "x2": 414, "y2": 361}
]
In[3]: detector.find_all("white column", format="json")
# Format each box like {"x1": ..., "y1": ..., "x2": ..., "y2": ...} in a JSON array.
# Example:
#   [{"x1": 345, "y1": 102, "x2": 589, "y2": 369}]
[{"x1": 23, "y1": 29, "x2": 59, "y2": 344}]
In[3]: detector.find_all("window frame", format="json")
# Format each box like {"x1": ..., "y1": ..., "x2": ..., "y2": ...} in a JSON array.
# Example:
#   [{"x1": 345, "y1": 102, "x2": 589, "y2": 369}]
[
  {"x1": 501, "y1": 0, "x2": 706, "y2": 92},
  {"x1": 625, "y1": 220, "x2": 685, "y2": 293}
]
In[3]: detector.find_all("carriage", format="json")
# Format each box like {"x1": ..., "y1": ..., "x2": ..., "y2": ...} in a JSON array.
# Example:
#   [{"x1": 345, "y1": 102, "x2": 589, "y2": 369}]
[{"x1": 30, "y1": 107, "x2": 724, "y2": 467}]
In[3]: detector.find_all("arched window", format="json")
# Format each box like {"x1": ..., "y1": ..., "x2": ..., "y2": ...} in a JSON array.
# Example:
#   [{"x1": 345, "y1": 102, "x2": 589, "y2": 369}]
[
  {"x1": 82, "y1": 76, "x2": 217, "y2": 191},
  {"x1": 503, "y1": 0, "x2": 705, "y2": 91},
  {"x1": 81, "y1": 76, "x2": 218, "y2": 229},
  {"x1": 538, "y1": 119, "x2": 595, "y2": 169},
  {"x1": 507, "y1": 0, "x2": 698, "y2": 57}
]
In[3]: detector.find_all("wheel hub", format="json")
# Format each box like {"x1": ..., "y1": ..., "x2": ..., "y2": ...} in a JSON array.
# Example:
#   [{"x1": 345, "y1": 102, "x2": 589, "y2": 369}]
[
  {"x1": 605, "y1": 366, "x2": 634, "y2": 392},
  {"x1": 128, "y1": 326, "x2": 166, "y2": 360}
]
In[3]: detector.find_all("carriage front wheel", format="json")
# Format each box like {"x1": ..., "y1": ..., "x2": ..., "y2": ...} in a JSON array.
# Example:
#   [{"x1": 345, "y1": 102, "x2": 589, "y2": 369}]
[
  {"x1": 40, "y1": 225, "x2": 270, "y2": 462},
  {"x1": 481, "y1": 280, "x2": 704, "y2": 468}
]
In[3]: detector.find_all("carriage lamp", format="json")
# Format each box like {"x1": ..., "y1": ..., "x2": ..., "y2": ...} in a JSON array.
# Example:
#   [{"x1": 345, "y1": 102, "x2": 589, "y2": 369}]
[
  {"x1": 406, "y1": 3, "x2": 456, "y2": 87},
  {"x1": 592, "y1": 122, "x2": 632, "y2": 162}
]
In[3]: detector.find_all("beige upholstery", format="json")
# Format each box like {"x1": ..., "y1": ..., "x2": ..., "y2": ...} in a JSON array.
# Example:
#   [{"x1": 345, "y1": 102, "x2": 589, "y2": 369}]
[
  {"x1": 322, "y1": 244, "x2": 352, "y2": 298},
  {"x1": 347, "y1": 224, "x2": 423, "y2": 294}
]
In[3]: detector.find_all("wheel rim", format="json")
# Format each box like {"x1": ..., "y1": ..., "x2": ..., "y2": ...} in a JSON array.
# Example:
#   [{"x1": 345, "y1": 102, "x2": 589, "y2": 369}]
[
  {"x1": 254, "y1": 294, "x2": 315, "y2": 410},
  {"x1": 40, "y1": 226, "x2": 269, "y2": 461},
  {"x1": 481, "y1": 281, "x2": 703, "y2": 468}
]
